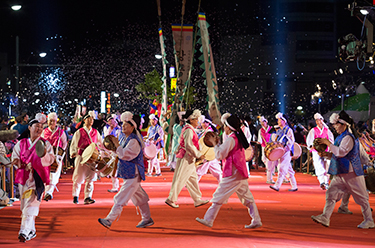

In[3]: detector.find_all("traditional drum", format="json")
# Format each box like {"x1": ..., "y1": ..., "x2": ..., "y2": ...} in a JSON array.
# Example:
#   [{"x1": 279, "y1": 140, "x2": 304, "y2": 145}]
[
  {"x1": 196, "y1": 134, "x2": 216, "y2": 166},
  {"x1": 144, "y1": 142, "x2": 157, "y2": 160},
  {"x1": 245, "y1": 145, "x2": 254, "y2": 162},
  {"x1": 35, "y1": 140, "x2": 46, "y2": 158},
  {"x1": 96, "y1": 156, "x2": 118, "y2": 177},
  {"x1": 50, "y1": 146, "x2": 65, "y2": 173},
  {"x1": 265, "y1": 142, "x2": 285, "y2": 161},
  {"x1": 103, "y1": 135, "x2": 117, "y2": 151},
  {"x1": 291, "y1": 143, "x2": 302, "y2": 160},
  {"x1": 313, "y1": 138, "x2": 328, "y2": 152},
  {"x1": 203, "y1": 131, "x2": 218, "y2": 147},
  {"x1": 81, "y1": 143, "x2": 103, "y2": 168}
]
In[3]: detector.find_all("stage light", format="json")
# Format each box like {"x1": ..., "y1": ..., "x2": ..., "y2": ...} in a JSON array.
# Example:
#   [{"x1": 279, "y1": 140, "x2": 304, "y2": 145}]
[
  {"x1": 114, "y1": 93, "x2": 119, "y2": 97},
  {"x1": 155, "y1": 54, "x2": 162, "y2": 59},
  {"x1": 39, "y1": 52, "x2": 47, "y2": 58},
  {"x1": 339, "y1": 68, "x2": 344, "y2": 74},
  {"x1": 297, "y1": 106, "x2": 303, "y2": 110}
]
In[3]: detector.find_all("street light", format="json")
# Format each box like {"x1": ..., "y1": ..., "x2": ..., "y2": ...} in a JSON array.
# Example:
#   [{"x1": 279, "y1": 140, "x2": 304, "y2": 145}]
[
  {"x1": 39, "y1": 52, "x2": 47, "y2": 58},
  {"x1": 11, "y1": 5, "x2": 22, "y2": 11}
]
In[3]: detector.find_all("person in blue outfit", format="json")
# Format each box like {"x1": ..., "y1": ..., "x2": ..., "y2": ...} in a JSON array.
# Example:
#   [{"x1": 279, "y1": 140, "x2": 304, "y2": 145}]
[
  {"x1": 98, "y1": 111, "x2": 154, "y2": 229},
  {"x1": 311, "y1": 110, "x2": 374, "y2": 229}
]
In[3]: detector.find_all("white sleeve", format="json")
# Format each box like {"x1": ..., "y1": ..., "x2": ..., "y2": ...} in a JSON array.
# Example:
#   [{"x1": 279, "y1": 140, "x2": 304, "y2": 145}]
[
  {"x1": 214, "y1": 136, "x2": 235, "y2": 161},
  {"x1": 329, "y1": 135, "x2": 354, "y2": 158},
  {"x1": 184, "y1": 129, "x2": 201, "y2": 159},
  {"x1": 258, "y1": 129, "x2": 262, "y2": 145},
  {"x1": 306, "y1": 129, "x2": 315, "y2": 148},
  {"x1": 70, "y1": 131, "x2": 80, "y2": 157},
  {"x1": 60, "y1": 131, "x2": 68, "y2": 150},
  {"x1": 11, "y1": 141, "x2": 21, "y2": 169},
  {"x1": 41, "y1": 140, "x2": 55, "y2": 167},
  {"x1": 284, "y1": 128, "x2": 295, "y2": 152},
  {"x1": 116, "y1": 139, "x2": 141, "y2": 161}
]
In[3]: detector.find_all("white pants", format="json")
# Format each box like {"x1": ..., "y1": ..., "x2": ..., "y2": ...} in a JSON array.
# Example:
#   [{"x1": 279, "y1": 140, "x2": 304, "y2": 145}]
[
  {"x1": 147, "y1": 149, "x2": 161, "y2": 174},
  {"x1": 19, "y1": 171, "x2": 40, "y2": 235},
  {"x1": 196, "y1": 159, "x2": 222, "y2": 182},
  {"x1": 202, "y1": 170, "x2": 261, "y2": 225},
  {"x1": 168, "y1": 154, "x2": 177, "y2": 170},
  {"x1": 45, "y1": 161, "x2": 62, "y2": 196},
  {"x1": 72, "y1": 156, "x2": 97, "y2": 199},
  {"x1": 312, "y1": 152, "x2": 329, "y2": 185},
  {"x1": 274, "y1": 152, "x2": 297, "y2": 189},
  {"x1": 262, "y1": 146, "x2": 277, "y2": 182},
  {"x1": 167, "y1": 156, "x2": 203, "y2": 203},
  {"x1": 321, "y1": 172, "x2": 373, "y2": 222},
  {"x1": 105, "y1": 176, "x2": 151, "y2": 222},
  {"x1": 111, "y1": 176, "x2": 120, "y2": 191}
]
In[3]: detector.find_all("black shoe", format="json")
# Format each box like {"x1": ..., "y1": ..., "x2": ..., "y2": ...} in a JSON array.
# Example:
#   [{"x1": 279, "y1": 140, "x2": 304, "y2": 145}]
[
  {"x1": 153, "y1": 173, "x2": 162, "y2": 177},
  {"x1": 170, "y1": 168, "x2": 175, "y2": 172},
  {"x1": 84, "y1": 197, "x2": 95, "y2": 205},
  {"x1": 44, "y1": 193, "x2": 52, "y2": 201},
  {"x1": 270, "y1": 185, "x2": 279, "y2": 192},
  {"x1": 18, "y1": 233, "x2": 27, "y2": 243},
  {"x1": 73, "y1": 196, "x2": 79, "y2": 204}
]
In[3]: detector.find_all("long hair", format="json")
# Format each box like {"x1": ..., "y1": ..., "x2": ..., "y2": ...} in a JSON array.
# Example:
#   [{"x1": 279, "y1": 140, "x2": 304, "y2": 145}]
[{"x1": 226, "y1": 115, "x2": 249, "y2": 149}]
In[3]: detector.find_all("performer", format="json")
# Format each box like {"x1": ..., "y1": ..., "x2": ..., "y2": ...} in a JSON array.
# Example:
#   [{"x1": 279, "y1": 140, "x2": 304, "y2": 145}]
[
  {"x1": 311, "y1": 111, "x2": 374, "y2": 229},
  {"x1": 306, "y1": 113, "x2": 334, "y2": 190},
  {"x1": 103, "y1": 114, "x2": 121, "y2": 193},
  {"x1": 70, "y1": 112, "x2": 103, "y2": 205},
  {"x1": 12, "y1": 113, "x2": 55, "y2": 242},
  {"x1": 257, "y1": 116, "x2": 277, "y2": 184},
  {"x1": 167, "y1": 114, "x2": 185, "y2": 171},
  {"x1": 196, "y1": 114, "x2": 262, "y2": 228},
  {"x1": 196, "y1": 115, "x2": 222, "y2": 182},
  {"x1": 269, "y1": 113, "x2": 298, "y2": 192},
  {"x1": 98, "y1": 112, "x2": 154, "y2": 229},
  {"x1": 41, "y1": 112, "x2": 67, "y2": 201},
  {"x1": 165, "y1": 109, "x2": 209, "y2": 208},
  {"x1": 145, "y1": 114, "x2": 164, "y2": 177}
]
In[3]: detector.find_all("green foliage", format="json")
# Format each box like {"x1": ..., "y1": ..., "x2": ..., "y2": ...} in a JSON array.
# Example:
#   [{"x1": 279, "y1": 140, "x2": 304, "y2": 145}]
[
  {"x1": 182, "y1": 86, "x2": 197, "y2": 108},
  {"x1": 135, "y1": 69, "x2": 164, "y2": 102}
]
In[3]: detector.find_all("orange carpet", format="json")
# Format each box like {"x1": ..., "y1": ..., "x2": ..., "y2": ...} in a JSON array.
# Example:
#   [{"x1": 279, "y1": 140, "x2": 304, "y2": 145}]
[{"x1": 0, "y1": 167, "x2": 374, "y2": 248}]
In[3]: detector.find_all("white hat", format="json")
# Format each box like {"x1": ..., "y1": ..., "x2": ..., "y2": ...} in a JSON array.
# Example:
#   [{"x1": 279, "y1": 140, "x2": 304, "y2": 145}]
[
  {"x1": 48, "y1": 112, "x2": 58, "y2": 120},
  {"x1": 29, "y1": 113, "x2": 47, "y2": 126},
  {"x1": 259, "y1": 116, "x2": 267, "y2": 123},
  {"x1": 149, "y1": 114, "x2": 158, "y2": 121},
  {"x1": 314, "y1": 113, "x2": 324, "y2": 120}
]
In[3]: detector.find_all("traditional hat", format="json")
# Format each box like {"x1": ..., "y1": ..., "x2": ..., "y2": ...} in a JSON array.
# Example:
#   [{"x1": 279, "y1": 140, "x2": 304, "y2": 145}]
[
  {"x1": 47, "y1": 112, "x2": 58, "y2": 120},
  {"x1": 329, "y1": 111, "x2": 353, "y2": 126},
  {"x1": 314, "y1": 113, "x2": 324, "y2": 120},
  {"x1": 28, "y1": 113, "x2": 47, "y2": 126},
  {"x1": 259, "y1": 116, "x2": 268, "y2": 123},
  {"x1": 182, "y1": 109, "x2": 201, "y2": 121},
  {"x1": 149, "y1": 114, "x2": 158, "y2": 121}
]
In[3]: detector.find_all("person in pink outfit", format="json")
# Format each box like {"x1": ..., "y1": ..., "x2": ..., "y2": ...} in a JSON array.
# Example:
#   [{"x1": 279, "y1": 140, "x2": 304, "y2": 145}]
[
  {"x1": 196, "y1": 113, "x2": 262, "y2": 229},
  {"x1": 12, "y1": 113, "x2": 55, "y2": 242}
]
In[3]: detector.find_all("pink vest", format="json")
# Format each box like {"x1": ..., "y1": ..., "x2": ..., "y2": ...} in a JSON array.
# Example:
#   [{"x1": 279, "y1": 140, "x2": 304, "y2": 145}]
[
  {"x1": 312, "y1": 126, "x2": 330, "y2": 152},
  {"x1": 260, "y1": 126, "x2": 272, "y2": 147},
  {"x1": 176, "y1": 125, "x2": 199, "y2": 159},
  {"x1": 15, "y1": 138, "x2": 50, "y2": 185},
  {"x1": 222, "y1": 133, "x2": 248, "y2": 178},
  {"x1": 78, "y1": 128, "x2": 98, "y2": 155},
  {"x1": 43, "y1": 127, "x2": 64, "y2": 148}
]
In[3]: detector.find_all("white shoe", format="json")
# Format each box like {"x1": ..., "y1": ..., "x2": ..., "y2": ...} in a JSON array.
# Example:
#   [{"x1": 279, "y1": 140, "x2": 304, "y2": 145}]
[
  {"x1": 194, "y1": 199, "x2": 209, "y2": 207},
  {"x1": 311, "y1": 214, "x2": 330, "y2": 227},
  {"x1": 196, "y1": 217, "x2": 213, "y2": 228},
  {"x1": 245, "y1": 222, "x2": 262, "y2": 229},
  {"x1": 165, "y1": 198, "x2": 179, "y2": 208},
  {"x1": 337, "y1": 207, "x2": 353, "y2": 215},
  {"x1": 357, "y1": 220, "x2": 375, "y2": 229}
]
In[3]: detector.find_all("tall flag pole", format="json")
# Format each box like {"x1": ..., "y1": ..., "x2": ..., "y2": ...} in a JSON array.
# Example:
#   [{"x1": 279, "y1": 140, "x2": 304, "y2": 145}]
[
  {"x1": 197, "y1": 12, "x2": 221, "y2": 126},
  {"x1": 156, "y1": 0, "x2": 168, "y2": 121}
]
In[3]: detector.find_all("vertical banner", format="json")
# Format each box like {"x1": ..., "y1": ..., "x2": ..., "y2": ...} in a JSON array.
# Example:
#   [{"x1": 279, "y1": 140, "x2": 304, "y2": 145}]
[
  {"x1": 169, "y1": 24, "x2": 194, "y2": 134},
  {"x1": 158, "y1": 28, "x2": 168, "y2": 121},
  {"x1": 198, "y1": 12, "x2": 221, "y2": 126}
]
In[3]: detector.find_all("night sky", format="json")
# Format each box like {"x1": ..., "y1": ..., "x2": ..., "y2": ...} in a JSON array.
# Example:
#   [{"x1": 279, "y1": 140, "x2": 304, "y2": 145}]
[{"x1": 0, "y1": 0, "x2": 371, "y2": 123}]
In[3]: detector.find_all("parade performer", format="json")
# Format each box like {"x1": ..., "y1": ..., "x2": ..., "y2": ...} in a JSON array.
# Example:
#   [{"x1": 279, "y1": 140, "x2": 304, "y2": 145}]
[
  {"x1": 167, "y1": 114, "x2": 185, "y2": 171},
  {"x1": 196, "y1": 115, "x2": 222, "y2": 182},
  {"x1": 12, "y1": 113, "x2": 55, "y2": 242},
  {"x1": 257, "y1": 116, "x2": 277, "y2": 183},
  {"x1": 98, "y1": 112, "x2": 154, "y2": 229},
  {"x1": 103, "y1": 114, "x2": 122, "y2": 193},
  {"x1": 165, "y1": 109, "x2": 209, "y2": 208},
  {"x1": 145, "y1": 114, "x2": 164, "y2": 177},
  {"x1": 306, "y1": 113, "x2": 334, "y2": 190},
  {"x1": 311, "y1": 111, "x2": 374, "y2": 229},
  {"x1": 196, "y1": 114, "x2": 262, "y2": 229},
  {"x1": 269, "y1": 113, "x2": 298, "y2": 192},
  {"x1": 70, "y1": 112, "x2": 103, "y2": 204},
  {"x1": 41, "y1": 112, "x2": 68, "y2": 201}
]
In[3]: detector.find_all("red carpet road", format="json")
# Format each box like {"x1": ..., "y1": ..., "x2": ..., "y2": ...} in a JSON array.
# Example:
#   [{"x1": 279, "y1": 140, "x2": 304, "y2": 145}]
[{"x1": 0, "y1": 168, "x2": 374, "y2": 248}]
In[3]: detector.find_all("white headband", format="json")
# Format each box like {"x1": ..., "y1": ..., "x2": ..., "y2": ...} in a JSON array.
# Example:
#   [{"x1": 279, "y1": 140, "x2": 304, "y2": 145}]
[
  {"x1": 275, "y1": 112, "x2": 286, "y2": 123},
  {"x1": 187, "y1": 109, "x2": 201, "y2": 121},
  {"x1": 121, "y1": 111, "x2": 137, "y2": 129},
  {"x1": 329, "y1": 113, "x2": 349, "y2": 126},
  {"x1": 48, "y1": 112, "x2": 58, "y2": 121}
]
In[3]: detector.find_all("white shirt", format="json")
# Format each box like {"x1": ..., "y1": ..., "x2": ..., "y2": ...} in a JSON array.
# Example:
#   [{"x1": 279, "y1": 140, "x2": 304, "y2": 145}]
[
  {"x1": 116, "y1": 136, "x2": 141, "y2": 161},
  {"x1": 70, "y1": 126, "x2": 103, "y2": 156},
  {"x1": 306, "y1": 126, "x2": 334, "y2": 150},
  {"x1": 214, "y1": 132, "x2": 235, "y2": 161},
  {"x1": 182, "y1": 124, "x2": 201, "y2": 159},
  {"x1": 41, "y1": 126, "x2": 68, "y2": 150}
]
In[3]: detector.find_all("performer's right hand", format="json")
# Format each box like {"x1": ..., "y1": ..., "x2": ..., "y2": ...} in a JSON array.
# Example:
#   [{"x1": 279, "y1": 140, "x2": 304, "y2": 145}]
[
  {"x1": 71, "y1": 153, "x2": 76, "y2": 158},
  {"x1": 11, "y1": 158, "x2": 20, "y2": 166},
  {"x1": 199, "y1": 155, "x2": 205, "y2": 160}
]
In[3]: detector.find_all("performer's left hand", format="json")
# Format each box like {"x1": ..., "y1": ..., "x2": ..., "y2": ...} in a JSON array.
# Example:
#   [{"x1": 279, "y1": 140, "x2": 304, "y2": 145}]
[
  {"x1": 109, "y1": 135, "x2": 120, "y2": 149},
  {"x1": 318, "y1": 151, "x2": 332, "y2": 159}
]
